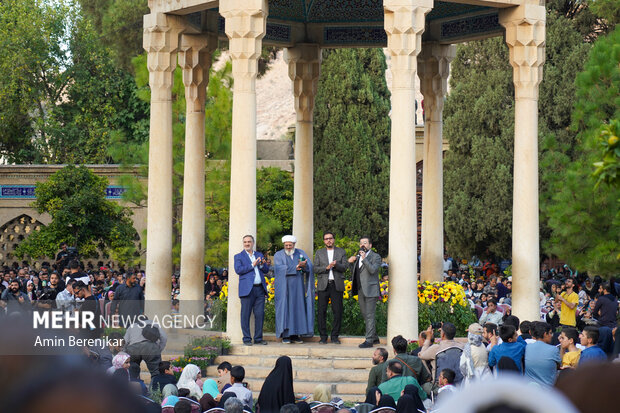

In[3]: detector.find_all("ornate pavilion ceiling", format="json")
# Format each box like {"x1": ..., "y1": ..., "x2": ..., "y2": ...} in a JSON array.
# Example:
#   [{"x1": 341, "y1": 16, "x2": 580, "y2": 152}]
[
  {"x1": 267, "y1": 0, "x2": 487, "y2": 23},
  {"x1": 171, "y1": 0, "x2": 507, "y2": 47}
]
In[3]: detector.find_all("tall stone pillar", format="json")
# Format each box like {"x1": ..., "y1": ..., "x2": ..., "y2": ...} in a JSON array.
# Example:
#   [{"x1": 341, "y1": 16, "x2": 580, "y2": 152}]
[
  {"x1": 384, "y1": 0, "x2": 432, "y2": 340},
  {"x1": 178, "y1": 33, "x2": 216, "y2": 318},
  {"x1": 418, "y1": 43, "x2": 455, "y2": 282},
  {"x1": 143, "y1": 13, "x2": 184, "y2": 317},
  {"x1": 285, "y1": 44, "x2": 321, "y2": 258},
  {"x1": 221, "y1": 0, "x2": 268, "y2": 343},
  {"x1": 500, "y1": 4, "x2": 545, "y2": 323}
]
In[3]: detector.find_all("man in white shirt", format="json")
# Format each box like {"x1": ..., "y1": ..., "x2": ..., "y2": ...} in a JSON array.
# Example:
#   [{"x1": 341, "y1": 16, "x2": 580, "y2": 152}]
[
  {"x1": 233, "y1": 235, "x2": 270, "y2": 346},
  {"x1": 479, "y1": 298, "x2": 504, "y2": 326},
  {"x1": 314, "y1": 232, "x2": 348, "y2": 344}
]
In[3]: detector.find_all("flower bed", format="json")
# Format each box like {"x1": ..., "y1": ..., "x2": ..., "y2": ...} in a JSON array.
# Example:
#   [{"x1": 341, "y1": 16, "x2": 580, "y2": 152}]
[
  {"x1": 217, "y1": 279, "x2": 475, "y2": 337},
  {"x1": 170, "y1": 336, "x2": 231, "y2": 379}
]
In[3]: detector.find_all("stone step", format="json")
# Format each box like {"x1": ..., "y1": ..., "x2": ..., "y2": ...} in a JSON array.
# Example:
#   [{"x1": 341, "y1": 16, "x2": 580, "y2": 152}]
[
  {"x1": 244, "y1": 378, "x2": 367, "y2": 399},
  {"x1": 213, "y1": 354, "x2": 371, "y2": 370},
  {"x1": 229, "y1": 342, "x2": 378, "y2": 358},
  {"x1": 206, "y1": 365, "x2": 369, "y2": 382},
  {"x1": 260, "y1": 334, "x2": 387, "y2": 346}
]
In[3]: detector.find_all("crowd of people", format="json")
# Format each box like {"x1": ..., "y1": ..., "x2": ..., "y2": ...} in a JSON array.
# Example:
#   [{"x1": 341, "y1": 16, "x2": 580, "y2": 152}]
[{"x1": 1, "y1": 242, "x2": 620, "y2": 413}]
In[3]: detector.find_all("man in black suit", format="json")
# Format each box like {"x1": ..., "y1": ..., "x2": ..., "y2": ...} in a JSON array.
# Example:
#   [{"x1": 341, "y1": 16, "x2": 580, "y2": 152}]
[
  {"x1": 349, "y1": 236, "x2": 382, "y2": 348},
  {"x1": 314, "y1": 231, "x2": 348, "y2": 344}
]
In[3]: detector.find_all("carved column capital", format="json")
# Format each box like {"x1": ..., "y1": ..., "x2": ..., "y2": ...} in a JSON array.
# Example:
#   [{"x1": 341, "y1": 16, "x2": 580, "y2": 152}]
[
  {"x1": 179, "y1": 33, "x2": 217, "y2": 112},
  {"x1": 418, "y1": 43, "x2": 455, "y2": 122},
  {"x1": 285, "y1": 44, "x2": 322, "y2": 123},
  {"x1": 143, "y1": 13, "x2": 186, "y2": 100},
  {"x1": 220, "y1": 0, "x2": 268, "y2": 92},
  {"x1": 500, "y1": 4, "x2": 546, "y2": 100},
  {"x1": 384, "y1": 0, "x2": 433, "y2": 89}
]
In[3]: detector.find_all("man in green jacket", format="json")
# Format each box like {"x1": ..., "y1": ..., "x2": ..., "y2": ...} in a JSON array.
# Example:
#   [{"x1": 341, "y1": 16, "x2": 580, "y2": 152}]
[
  {"x1": 367, "y1": 347, "x2": 388, "y2": 393},
  {"x1": 378, "y1": 360, "x2": 427, "y2": 402},
  {"x1": 382, "y1": 335, "x2": 432, "y2": 390}
]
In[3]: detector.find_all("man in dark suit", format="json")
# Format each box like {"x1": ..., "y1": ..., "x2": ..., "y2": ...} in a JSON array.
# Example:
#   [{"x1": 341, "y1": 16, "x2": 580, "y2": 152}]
[
  {"x1": 348, "y1": 236, "x2": 382, "y2": 348},
  {"x1": 314, "y1": 231, "x2": 348, "y2": 344},
  {"x1": 233, "y1": 235, "x2": 270, "y2": 346}
]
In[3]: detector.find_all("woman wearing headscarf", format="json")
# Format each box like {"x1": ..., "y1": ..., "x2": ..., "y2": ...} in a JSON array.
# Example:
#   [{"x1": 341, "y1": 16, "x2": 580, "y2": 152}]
[
  {"x1": 200, "y1": 393, "x2": 218, "y2": 411},
  {"x1": 376, "y1": 394, "x2": 396, "y2": 410},
  {"x1": 162, "y1": 395, "x2": 179, "y2": 408},
  {"x1": 402, "y1": 385, "x2": 426, "y2": 413},
  {"x1": 395, "y1": 395, "x2": 416, "y2": 413},
  {"x1": 176, "y1": 363, "x2": 203, "y2": 400},
  {"x1": 459, "y1": 323, "x2": 491, "y2": 384},
  {"x1": 356, "y1": 387, "x2": 382, "y2": 413},
  {"x1": 202, "y1": 378, "x2": 220, "y2": 398},
  {"x1": 257, "y1": 355, "x2": 295, "y2": 413},
  {"x1": 107, "y1": 352, "x2": 131, "y2": 375},
  {"x1": 161, "y1": 383, "x2": 178, "y2": 406}
]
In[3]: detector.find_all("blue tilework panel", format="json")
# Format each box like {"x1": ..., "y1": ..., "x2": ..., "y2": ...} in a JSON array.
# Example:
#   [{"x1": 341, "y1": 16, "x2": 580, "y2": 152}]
[
  {"x1": 324, "y1": 26, "x2": 386, "y2": 45},
  {"x1": 440, "y1": 13, "x2": 501, "y2": 40},
  {"x1": 0, "y1": 185, "x2": 126, "y2": 200}
]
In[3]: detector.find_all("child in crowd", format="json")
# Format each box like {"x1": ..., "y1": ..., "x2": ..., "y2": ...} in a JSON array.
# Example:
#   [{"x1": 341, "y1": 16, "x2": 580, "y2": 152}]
[
  {"x1": 558, "y1": 327, "x2": 581, "y2": 368},
  {"x1": 578, "y1": 326, "x2": 607, "y2": 366}
]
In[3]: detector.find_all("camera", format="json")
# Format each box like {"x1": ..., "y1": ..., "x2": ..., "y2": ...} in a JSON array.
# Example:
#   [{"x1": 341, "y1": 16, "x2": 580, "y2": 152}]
[{"x1": 431, "y1": 322, "x2": 443, "y2": 330}]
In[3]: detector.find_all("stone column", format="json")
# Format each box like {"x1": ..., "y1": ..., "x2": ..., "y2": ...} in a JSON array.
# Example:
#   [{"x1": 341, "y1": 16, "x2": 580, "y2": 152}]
[
  {"x1": 418, "y1": 43, "x2": 455, "y2": 282},
  {"x1": 143, "y1": 13, "x2": 184, "y2": 317},
  {"x1": 178, "y1": 33, "x2": 216, "y2": 318},
  {"x1": 221, "y1": 0, "x2": 268, "y2": 344},
  {"x1": 384, "y1": 0, "x2": 432, "y2": 340},
  {"x1": 285, "y1": 44, "x2": 322, "y2": 258},
  {"x1": 500, "y1": 4, "x2": 545, "y2": 323}
]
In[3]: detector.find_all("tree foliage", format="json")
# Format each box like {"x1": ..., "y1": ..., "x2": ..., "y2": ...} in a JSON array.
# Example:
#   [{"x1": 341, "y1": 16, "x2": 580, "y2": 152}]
[
  {"x1": 15, "y1": 165, "x2": 139, "y2": 264},
  {"x1": 443, "y1": 10, "x2": 591, "y2": 260},
  {"x1": 313, "y1": 48, "x2": 391, "y2": 256},
  {"x1": 77, "y1": 0, "x2": 148, "y2": 71},
  {"x1": 542, "y1": 26, "x2": 620, "y2": 275},
  {"x1": 0, "y1": 0, "x2": 148, "y2": 164},
  {"x1": 121, "y1": 55, "x2": 293, "y2": 268}
]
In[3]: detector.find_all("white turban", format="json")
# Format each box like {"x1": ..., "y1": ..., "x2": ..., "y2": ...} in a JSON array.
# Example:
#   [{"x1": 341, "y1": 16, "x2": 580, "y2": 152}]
[{"x1": 282, "y1": 235, "x2": 297, "y2": 243}]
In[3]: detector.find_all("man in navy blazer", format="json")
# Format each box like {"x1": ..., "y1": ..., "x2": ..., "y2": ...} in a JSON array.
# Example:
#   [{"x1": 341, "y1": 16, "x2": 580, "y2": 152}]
[{"x1": 234, "y1": 235, "x2": 270, "y2": 345}]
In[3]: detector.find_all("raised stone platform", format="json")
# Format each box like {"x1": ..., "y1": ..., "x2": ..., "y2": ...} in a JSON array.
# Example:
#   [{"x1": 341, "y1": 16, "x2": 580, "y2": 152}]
[
  {"x1": 143, "y1": 332, "x2": 385, "y2": 402},
  {"x1": 210, "y1": 335, "x2": 385, "y2": 402}
]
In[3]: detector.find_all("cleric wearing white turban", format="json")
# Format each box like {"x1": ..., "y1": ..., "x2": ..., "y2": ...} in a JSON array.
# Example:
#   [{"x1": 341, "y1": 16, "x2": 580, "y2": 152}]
[{"x1": 273, "y1": 235, "x2": 314, "y2": 343}]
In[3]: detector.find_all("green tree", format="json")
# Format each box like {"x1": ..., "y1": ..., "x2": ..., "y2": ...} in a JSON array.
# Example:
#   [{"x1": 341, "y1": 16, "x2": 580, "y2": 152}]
[
  {"x1": 543, "y1": 26, "x2": 620, "y2": 275},
  {"x1": 313, "y1": 48, "x2": 391, "y2": 256},
  {"x1": 0, "y1": 0, "x2": 148, "y2": 164},
  {"x1": 77, "y1": 0, "x2": 148, "y2": 71},
  {"x1": 15, "y1": 165, "x2": 139, "y2": 265},
  {"x1": 443, "y1": 10, "x2": 591, "y2": 259}
]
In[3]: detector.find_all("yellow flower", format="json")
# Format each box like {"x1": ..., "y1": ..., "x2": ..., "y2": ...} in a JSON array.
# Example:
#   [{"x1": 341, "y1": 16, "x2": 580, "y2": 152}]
[
  {"x1": 353, "y1": 295, "x2": 359, "y2": 301},
  {"x1": 420, "y1": 297, "x2": 425, "y2": 304},
  {"x1": 345, "y1": 283, "x2": 352, "y2": 291},
  {"x1": 343, "y1": 292, "x2": 350, "y2": 299}
]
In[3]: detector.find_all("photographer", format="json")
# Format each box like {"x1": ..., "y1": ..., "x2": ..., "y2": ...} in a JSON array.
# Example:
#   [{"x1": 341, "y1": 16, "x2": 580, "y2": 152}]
[
  {"x1": 66, "y1": 260, "x2": 90, "y2": 285},
  {"x1": 55, "y1": 242, "x2": 73, "y2": 273},
  {"x1": 36, "y1": 272, "x2": 63, "y2": 310},
  {"x1": 419, "y1": 322, "x2": 464, "y2": 383}
]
